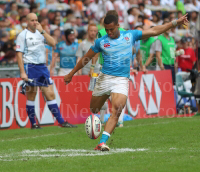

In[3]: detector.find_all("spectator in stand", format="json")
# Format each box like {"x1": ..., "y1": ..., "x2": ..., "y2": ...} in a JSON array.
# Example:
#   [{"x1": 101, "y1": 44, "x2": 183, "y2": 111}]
[
  {"x1": 53, "y1": 28, "x2": 62, "y2": 42},
  {"x1": 88, "y1": 0, "x2": 104, "y2": 22},
  {"x1": 138, "y1": 3, "x2": 152, "y2": 20},
  {"x1": 189, "y1": 10, "x2": 198, "y2": 36},
  {"x1": 15, "y1": 16, "x2": 27, "y2": 35},
  {"x1": 70, "y1": 0, "x2": 83, "y2": 12},
  {"x1": 0, "y1": 31, "x2": 9, "y2": 49},
  {"x1": 152, "y1": 13, "x2": 160, "y2": 26},
  {"x1": 39, "y1": 8, "x2": 49, "y2": 18},
  {"x1": 114, "y1": 0, "x2": 130, "y2": 27},
  {"x1": 0, "y1": 1, "x2": 7, "y2": 11},
  {"x1": 0, "y1": 50, "x2": 17, "y2": 65},
  {"x1": 155, "y1": 18, "x2": 176, "y2": 84},
  {"x1": 35, "y1": 0, "x2": 46, "y2": 10},
  {"x1": 76, "y1": 16, "x2": 85, "y2": 34},
  {"x1": 39, "y1": 17, "x2": 49, "y2": 29},
  {"x1": 176, "y1": 36, "x2": 196, "y2": 72},
  {"x1": 64, "y1": 9, "x2": 74, "y2": 23},
  {"x1": 197, "y1": 0, "x2": 200, "y2": 11},
  {"x1": 169, "y1": 12, "x2": 176, "y2": 22},
  {"x1": 152, "y1": 0, "x2": 160, "y2": 6},
  {"x1": 160, "y1": 0, "x2": 175, "y2": 6},
  {"x1": 127, "y1": 6, "x2": 140, "y2": 29},
  {"x1": 48, "y1": 9, "x2": 56, "y2": 24},
  {"x1": 30, "y1": 3, "x2": 39, "y2": 14},
  {"x1": 175, "y1": 0, "x2": 186, "y2": 15},
  {"x1": 155, "y1": 11, "x2": 163, "y2": 25},
  {"x1": 105, "y1": 0, "x2": 115, "y2": 12},
  {"x1": 8, "y1": 11, "x2": 20, "y2": 28},
  {"x1": 21, "y1": 8, "x2": 30, "y2": 17},
  {"x1": 7, "y1": 2, "x2": 18, "y2": 17},
  {"x1": 177, "y1": 11, "x2": 186, "y2": 29}
]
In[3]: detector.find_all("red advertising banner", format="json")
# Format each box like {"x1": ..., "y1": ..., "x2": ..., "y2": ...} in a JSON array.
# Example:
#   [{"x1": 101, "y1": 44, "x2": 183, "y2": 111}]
[
  {"x1": 0, "y1": 70, "x2": 176, "y2": 130},
  {"x1": 127, "y1": 70, "x2": 176, "y2": 119}
]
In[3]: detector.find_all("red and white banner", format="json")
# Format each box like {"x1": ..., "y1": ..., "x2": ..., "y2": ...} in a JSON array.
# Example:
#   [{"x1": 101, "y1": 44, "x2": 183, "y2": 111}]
[
  {"x1": 0, "y1": 70, "x2": 176, "y2": 130},
  {"x1": 127, "y1": 70, "x2": 176, "y2": 118}
]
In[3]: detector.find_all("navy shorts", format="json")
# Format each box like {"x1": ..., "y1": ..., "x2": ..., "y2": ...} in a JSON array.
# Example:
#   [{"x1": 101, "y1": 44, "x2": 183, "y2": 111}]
[{"x1": 24, "y1": 63, "x2": 53, "y2": 87}]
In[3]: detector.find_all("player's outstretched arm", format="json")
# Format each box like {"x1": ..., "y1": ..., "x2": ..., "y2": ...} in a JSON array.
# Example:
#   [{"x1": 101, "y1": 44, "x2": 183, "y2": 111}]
[
  {"x1": 64, "y1": 49, "x2": 97, "y2": 83},
  {"x1": 141, "y1": 14, "x2": 189, "y2": 40}
]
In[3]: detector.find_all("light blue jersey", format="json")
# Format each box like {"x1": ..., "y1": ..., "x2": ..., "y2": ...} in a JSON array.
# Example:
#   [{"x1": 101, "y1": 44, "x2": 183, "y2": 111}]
[
  {"x1": 91, "y1": 30, "x2": 142, "y2": 78},
  {"x1": 45, "y1": 45, "x2": 53, "y2": 66},
  {"x1": 55, "y1": 41, "x2": 79, "y2": 68}
]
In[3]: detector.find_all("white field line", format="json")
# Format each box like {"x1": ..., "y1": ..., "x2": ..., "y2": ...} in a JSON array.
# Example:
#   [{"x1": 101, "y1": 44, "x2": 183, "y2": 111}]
[
  {"x1": 1, "y1": 147, "x2": 200, "y2": 161},
  {"x1": 0, "y1": 118, "x2": 199, "y2": 143},
  {"x1": 0, "y1": 148, "x2": 148, "y2": 161}
]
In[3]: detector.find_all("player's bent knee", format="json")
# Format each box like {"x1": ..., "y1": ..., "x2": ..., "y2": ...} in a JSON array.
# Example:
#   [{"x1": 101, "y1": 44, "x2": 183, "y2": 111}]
[{"x1": 113, "y1": 103, "x2": 125, "y2": 115}]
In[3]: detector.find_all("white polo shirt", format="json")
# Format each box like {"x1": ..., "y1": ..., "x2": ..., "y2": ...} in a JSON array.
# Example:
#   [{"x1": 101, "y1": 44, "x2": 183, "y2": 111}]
[{"x1": 16, "y1": 29, "x2": 46, "y2": 64}]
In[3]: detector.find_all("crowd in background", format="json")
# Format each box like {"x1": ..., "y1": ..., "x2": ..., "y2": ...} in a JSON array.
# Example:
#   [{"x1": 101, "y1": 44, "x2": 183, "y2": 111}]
[{"x1": 0, "y1": 0, "x2": 200, "y2": 77}]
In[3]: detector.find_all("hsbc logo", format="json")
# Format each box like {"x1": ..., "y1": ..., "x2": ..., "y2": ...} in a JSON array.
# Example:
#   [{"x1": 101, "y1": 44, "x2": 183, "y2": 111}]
[
  {"x1": 139, "y1": 74, "x2": 162, "y2": 114},
  {"x1": 0, "y1": 81, "x2": 60, "y2": 128},
  {"x1": 127, "y1": 74, "x2": 162, "y2": 117}
]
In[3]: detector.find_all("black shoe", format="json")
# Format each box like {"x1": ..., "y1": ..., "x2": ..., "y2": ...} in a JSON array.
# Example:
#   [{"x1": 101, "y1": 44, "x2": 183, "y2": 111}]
[
  {"x1": 31, "y1": 124, "x2": 42, "y2": 129},
  {"x1": 60, "y1": 122, "x2": 77, "y2": 128}
]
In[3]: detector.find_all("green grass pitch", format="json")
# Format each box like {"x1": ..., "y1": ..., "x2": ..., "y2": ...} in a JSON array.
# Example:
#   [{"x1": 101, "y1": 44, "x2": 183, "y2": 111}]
[{"x1": 0, "y1": 117, "x2": 200, "y2": 172}]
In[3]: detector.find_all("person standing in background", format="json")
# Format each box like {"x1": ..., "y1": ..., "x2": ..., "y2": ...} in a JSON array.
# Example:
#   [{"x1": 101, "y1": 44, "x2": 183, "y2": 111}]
[
  {"x1": 54, "y1": 29, "x2": 79, "y2": 76},
  {"x1": 16, "y1": 13, "x2": 77, "y2": 129},
  {"x1": 176, "y1": 36, "x2": 196, "y2": 72},
  {"x1": 155, "y1": 19, "x2": 176, "y2": 84},
  {"x1": 76, "y1": 23, "x2": 100, "y2": 76}
]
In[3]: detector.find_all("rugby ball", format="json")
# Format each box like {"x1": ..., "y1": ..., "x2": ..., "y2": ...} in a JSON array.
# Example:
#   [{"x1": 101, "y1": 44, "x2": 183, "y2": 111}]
[{"x1": 85, "y1": 115, "x2": 102, "y2": 139}]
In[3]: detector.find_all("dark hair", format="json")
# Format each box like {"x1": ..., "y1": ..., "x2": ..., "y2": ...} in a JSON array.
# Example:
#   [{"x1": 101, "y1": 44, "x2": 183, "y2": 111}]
[
  {"x1": 64, "y1": 29, "x2": 74, "y2": 39},
  {"x1": 106, "y1": 10, "x2": 118, "y2": 21},
  {"x1": 138, "y1": 3, "x2": 145, "y2": 7},
  {"x1": 162, "y1": 18, "x2": 170, "y2": 25},
  {"x1": 135, "y1": 25, "x2": 143, "y2": 30},
  {"x1": 177, "y1": 10, "x2": 183, "y2": 14},
  {"x1": 127, "y1": 8, "x2": 133, "y2": 15},
  {"x1": 19, "y1": 16, "x2": 26, "y2": 22},
  {"x1": 66, "y1": 9, "x2": 74, "y2": 16},
  {"x1": 10, "y1": 1, "x2": 16, "y2": 8},
  {"x1": 104, "y1": 15, "x2": 118, "y2": 25},
  {"x1": 30, "y1": 3, "x2": 38, "y2": 12}
]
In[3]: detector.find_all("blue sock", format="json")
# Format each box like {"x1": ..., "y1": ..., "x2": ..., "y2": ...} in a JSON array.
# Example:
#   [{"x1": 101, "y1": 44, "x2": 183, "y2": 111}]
[
  {"x1": 100, "y1": 131, "x2": 110, "y2": 144},
  {"x1": 26, "y1": 100, "x2": 36, "y2": 126},
  {"x1": 47, "y1": 100, "x2": 64, "y2": 124}
]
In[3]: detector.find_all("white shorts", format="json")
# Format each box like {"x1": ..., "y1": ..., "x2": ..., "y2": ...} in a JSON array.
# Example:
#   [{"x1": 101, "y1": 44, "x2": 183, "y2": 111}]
[{"x1": 92, "y1": 72, "x2": 129, "y2": 97}]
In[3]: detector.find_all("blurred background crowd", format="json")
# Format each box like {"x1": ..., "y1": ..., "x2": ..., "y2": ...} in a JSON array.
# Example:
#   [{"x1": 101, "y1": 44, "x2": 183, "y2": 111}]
[{"x1": 0, "y1": 0, "x2": 200, "y2": 78}]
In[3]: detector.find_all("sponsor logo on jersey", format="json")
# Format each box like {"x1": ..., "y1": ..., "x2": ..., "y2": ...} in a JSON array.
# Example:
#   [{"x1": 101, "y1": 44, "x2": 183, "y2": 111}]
[
  {"x1": 125, "y1": 37, "x2": 129, "y2": 41},
  {"x1": 104, "y1": 43, "x2": 110, "y2": 48}
]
